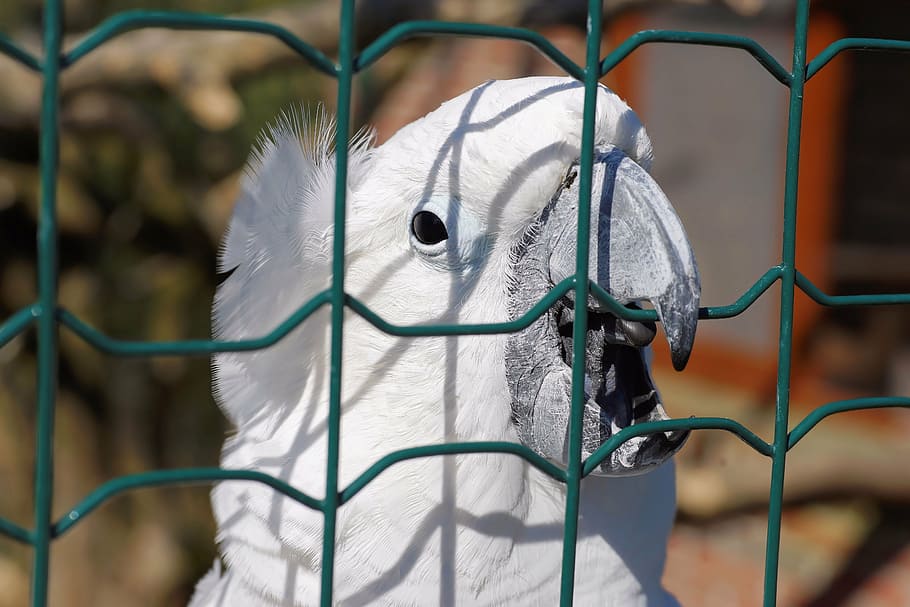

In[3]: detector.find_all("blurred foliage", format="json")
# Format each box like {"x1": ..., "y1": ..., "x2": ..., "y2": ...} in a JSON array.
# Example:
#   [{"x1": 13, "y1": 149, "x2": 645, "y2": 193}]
[
  {"x1": 0, "y1": 0, "x2": 306, "y2": 32},
  {"x1": 0, "y1": 0, "x2": 348, "y2": 604}
]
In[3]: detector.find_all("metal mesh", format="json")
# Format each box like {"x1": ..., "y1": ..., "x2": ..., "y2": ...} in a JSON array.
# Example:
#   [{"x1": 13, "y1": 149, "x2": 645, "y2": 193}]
[{"x1": 1, "y1": 1, "x2": 909, "y2": 605}]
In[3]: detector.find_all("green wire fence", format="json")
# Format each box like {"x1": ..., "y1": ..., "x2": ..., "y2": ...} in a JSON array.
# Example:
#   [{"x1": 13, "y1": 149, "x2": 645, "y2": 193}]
[{"x1": 1, "y1": 0, "x2": 910, "y2": 605}]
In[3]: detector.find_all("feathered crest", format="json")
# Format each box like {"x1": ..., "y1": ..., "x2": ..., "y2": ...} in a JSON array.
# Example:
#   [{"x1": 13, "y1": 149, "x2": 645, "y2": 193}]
[
  {"x1": 219, "y1": 104, "x2": 374, "y2": 275},
  {"x1": 212, "y1": 106, "x2": 374, "y2": 425}
]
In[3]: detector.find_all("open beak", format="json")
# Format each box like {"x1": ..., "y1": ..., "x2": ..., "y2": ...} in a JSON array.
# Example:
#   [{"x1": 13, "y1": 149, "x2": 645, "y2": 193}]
[{"x1": 506, "y1": 146, "x2": 700, "y2": 476}]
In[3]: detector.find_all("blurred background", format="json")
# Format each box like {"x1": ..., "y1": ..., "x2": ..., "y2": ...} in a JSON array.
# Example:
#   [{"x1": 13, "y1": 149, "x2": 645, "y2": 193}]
[{"x1": 0, "y1": 0, "x2": 909, "y2": 605}]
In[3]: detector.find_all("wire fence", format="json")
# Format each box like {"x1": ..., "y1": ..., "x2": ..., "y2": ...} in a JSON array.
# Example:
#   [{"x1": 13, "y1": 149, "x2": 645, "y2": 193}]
[{"x1": 1, "y1": 1, "x2": 909, "y2": 605}]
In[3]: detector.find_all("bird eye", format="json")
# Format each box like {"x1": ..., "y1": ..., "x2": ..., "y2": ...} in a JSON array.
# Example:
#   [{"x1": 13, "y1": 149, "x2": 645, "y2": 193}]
[{"x1": 411, "y1": 211, "x2": 449, "y2": 245}]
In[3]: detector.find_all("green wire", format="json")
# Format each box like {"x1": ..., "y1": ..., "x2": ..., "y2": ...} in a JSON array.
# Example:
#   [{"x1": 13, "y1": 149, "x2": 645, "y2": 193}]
[
  {"x1": 32, "y1": 0, "x2": 63, "y2": 604},
  {"x1": 762, "y1": 1, "x2": 811, "y2": 605},
  {"x1": 17, "y1": 1, "x2": 910, "y2": 605}
]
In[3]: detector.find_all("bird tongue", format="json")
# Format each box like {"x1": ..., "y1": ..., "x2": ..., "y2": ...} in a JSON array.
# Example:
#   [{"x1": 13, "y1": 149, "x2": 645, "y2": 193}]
[{"x1": 555, "y1": 301, "x2": 666, "y2": 437}]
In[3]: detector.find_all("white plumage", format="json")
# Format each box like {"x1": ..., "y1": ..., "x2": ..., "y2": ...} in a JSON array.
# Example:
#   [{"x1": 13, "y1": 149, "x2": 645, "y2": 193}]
[{"x1": 190, "y1": 77, "x2": 698, "y2": 606}]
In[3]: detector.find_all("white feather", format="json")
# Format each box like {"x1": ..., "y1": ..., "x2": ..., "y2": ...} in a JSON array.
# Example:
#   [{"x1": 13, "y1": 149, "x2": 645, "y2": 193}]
[{"x1": 193, "y1": 77, "x2": 679, "y2": 607}]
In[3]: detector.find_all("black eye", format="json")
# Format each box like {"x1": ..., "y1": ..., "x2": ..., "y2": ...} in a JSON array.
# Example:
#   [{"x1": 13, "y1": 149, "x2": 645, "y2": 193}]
[{"x1": 411, "y1": 211, "x2": 448, "y2": 245}]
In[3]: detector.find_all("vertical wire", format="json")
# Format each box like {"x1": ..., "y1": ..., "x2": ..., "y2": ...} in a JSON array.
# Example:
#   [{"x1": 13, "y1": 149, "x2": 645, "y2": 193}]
[
  {"x1": 319, "y1": 1, "x2": 355, "y2": 605},
  {"x1": 559, "y1": 0, "x2": 603, "y2": 604},
  {"x1": 32, "y1": 0, "x2": 62, "y2": 605},
  {"x1": 763, "y1": 1, "x2": 810, "y2": 605}
]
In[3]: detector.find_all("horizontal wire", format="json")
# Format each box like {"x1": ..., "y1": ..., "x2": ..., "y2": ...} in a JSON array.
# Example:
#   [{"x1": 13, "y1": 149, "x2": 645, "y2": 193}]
[
  {"x1": 62, "y1": 10, "x2": 336, "y2": 75},
  {"x1": 341, "y1": 442, "x2": 567, "y2": 504},
  {"x1": 345, "y1": 278, "x2": 573, "y2": 336},
  {"x1": 52, "y1": 265, "x2": 794, "y2": 355},
  {"x1": 355, "y1": 20, "x2": 584, "y2": 79},
  {"x1": 589, "y1": 265, "x2": 784, "y2": 321},
  {"x1": 0, "y1": 516, "x2": 33, "y2": 545},
  {"x1": 55, "y1": 290, "x2": 330, "y2": 355},
  {"x1": 601, "y1": 30, "x2": 792, "y2": 86},
  {"x1": 53, "y1": 468, "x2": 324, "y2": 538},
  {"x1": 49, "y1": 262, "x2": 797, "y2": 358},
  {"x1": 46, "y1": 396, "x2": 910, "y2": 540},
  {"x1": 583, "y1": 417, "x2": 773, "y2": 476},
  {"x1": 796, "y1": 271, "x2": 910, "y2": 306},
  {"x1": 697, "y1": 266, "x2": 783, "y2": 319},
  {"x1": 0, "y1": 33, "x2": 41, "y2": 71},
  {"x1": 0, "y1": 305, "x2": 39, "y2": 348},
  {"x1": 808, "y1": 36, "x2": 910, "y2": 80},
  {"x1": 788, "y1": 397, "x2": 910, "y2": 449}
]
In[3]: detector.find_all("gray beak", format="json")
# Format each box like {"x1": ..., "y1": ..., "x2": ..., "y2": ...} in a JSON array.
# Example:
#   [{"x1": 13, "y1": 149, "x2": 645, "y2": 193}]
[
  {"x1": 546, "y1": 148, "x2": 700, "y2": 371},
  {"x1": 506, "y1": 147, "x2": 700, "y2": 476}
]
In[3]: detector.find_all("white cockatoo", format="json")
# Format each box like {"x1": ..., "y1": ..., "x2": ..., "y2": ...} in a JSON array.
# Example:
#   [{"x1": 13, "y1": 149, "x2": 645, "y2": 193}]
[{"x1": 190, "y1": 76, "x2": 700, "y2": 607}]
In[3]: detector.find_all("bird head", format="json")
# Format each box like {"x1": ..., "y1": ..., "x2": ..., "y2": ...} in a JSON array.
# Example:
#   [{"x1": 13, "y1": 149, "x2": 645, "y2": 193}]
[{"x1": 214, "y1": 77, "x2": 699, "y2": 479}]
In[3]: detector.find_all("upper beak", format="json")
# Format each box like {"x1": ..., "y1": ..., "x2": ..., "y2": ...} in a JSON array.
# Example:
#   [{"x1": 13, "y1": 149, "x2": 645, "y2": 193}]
[
  {"x1": 505, "y1": 145, "x2": 699, "y2": 475},
  {"x1": 547, "y1": 147, "x2": 701, "y2": 370}
]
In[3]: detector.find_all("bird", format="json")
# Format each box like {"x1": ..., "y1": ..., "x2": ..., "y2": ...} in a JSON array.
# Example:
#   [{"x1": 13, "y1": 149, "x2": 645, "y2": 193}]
[{"x1": 189, "y1": 76, "x2": 700, "y2": 607}]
